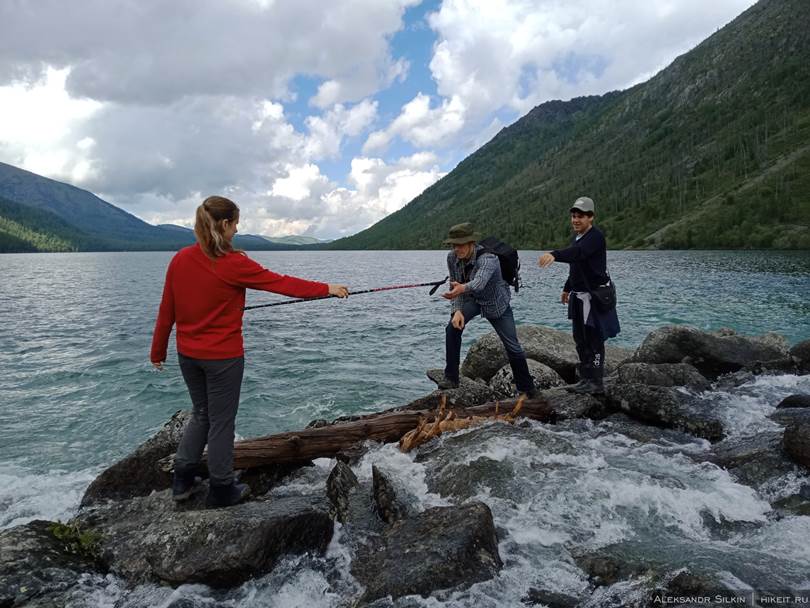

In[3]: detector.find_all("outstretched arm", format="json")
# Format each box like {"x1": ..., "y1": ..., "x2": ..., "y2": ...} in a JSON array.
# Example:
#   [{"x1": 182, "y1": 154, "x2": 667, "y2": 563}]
[{"x1": 150, "y1": 261, "x2": 176, "y2": 367}]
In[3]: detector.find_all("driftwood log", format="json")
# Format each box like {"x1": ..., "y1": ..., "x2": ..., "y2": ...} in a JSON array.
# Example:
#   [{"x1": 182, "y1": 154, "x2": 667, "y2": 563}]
[{"x1": 229, "y1": 398, "x2": 555, "y2": 469}]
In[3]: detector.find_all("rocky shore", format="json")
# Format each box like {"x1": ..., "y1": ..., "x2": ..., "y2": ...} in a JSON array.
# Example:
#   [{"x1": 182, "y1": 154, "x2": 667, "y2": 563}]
[{"x1": 2, "y1": 324, "x2": 809, "y2": 607}]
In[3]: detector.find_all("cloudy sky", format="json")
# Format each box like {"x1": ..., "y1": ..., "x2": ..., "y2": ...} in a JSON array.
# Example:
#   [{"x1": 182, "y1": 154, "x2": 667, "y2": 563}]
[{"x1": 0, "y1": 0, "x2": 755, "y2": 239}]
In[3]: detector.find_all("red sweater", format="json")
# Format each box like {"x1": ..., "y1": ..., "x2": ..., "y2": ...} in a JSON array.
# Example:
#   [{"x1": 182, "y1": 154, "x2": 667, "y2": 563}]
[{"x1": 150, "y1": 244, "x2": 328, "y2": 361}]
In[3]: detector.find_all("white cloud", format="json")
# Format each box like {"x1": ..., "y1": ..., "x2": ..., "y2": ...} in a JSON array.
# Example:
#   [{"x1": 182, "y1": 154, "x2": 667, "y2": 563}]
[
  {"x1": 304, "y1": 99, "x2": 378, "y2": 159},
  {"x1": 363, "y1": 93, "x2": 466, "y2": 153},
  {"x1": 271, "y1": 164, "x2": 329, "y2": 201},
  {"x1": 243, "y1": 152, "x2": 445, "y2": 238},
  {"x1": 0, "y1": 0, "x2": 420, "y2": 106},
  {"x1": 0, "y1": 67, "x2": 101, "y2": 180}
]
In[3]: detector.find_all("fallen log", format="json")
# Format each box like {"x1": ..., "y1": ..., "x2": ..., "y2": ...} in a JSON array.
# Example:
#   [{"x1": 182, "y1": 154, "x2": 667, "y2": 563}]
[{"x1": 229, "y1": 397, "x2": 556, "y2": 469}]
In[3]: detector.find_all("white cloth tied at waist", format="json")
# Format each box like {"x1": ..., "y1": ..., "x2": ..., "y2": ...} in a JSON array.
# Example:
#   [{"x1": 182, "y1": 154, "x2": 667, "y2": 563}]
[{"x1": 572, "y1": 290, "x2": 592, "y2": 324}]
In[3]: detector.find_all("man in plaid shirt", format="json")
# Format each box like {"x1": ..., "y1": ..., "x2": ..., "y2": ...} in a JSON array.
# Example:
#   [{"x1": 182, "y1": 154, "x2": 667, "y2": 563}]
[{"x1": 439, "y1": 222, "x2": 535, "y2": 397}]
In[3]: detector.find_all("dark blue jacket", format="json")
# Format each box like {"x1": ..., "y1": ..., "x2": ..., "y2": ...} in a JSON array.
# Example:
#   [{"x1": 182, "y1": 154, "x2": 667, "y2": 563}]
[
  {"x1": 551, "y1": 227, "x2": 609, "y2": 292},
  {"x1": 553, "y1": 226, "x2": 620, "y2": 340}
]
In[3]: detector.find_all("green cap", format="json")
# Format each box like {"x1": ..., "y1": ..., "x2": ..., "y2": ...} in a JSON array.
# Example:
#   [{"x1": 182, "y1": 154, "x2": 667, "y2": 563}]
[{"x1": 443, "y1": 222, "x2": 481, "y2": 245}]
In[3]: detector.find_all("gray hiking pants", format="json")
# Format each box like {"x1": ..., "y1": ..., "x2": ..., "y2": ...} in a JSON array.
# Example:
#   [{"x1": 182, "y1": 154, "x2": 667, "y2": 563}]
[{"x1": 174, "y1": 354, "x2": 244, "y2": 486}]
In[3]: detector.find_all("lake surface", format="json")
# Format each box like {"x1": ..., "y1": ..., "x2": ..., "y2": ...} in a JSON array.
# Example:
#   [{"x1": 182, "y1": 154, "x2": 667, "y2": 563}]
[{"x1": 1, "y1": 249, "x2": 809, "y2": 606}]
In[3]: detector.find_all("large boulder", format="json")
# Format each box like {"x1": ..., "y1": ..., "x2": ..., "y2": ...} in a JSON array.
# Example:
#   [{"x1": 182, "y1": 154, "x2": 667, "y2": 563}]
[
  {"x1": 790, "y1": 339, "x2": 810, "y2": 371},
  {"x1": 606, "y1": 383, "x2": 724, "y2": 441},
  {"x1": 489, "y1": 359, "x2": 565, "y2": 397},
  {"x1": 461, "y1": 325, "x2": 632, "y2": 383},
  {"x1": 74, "y1": 490, "x2": 333, "y2": 587},
  {"x1": 632, "y1": 326, "x2": 789, "y2": 378},
  {"x1": 80, "y1": 410, "x2": 191, "y2": 507},
  {"x1": 616, "y1": 362, "x2": 710, "y2": 391},
  {"x1": 351, "y1": 502, "x2": 502, "y2": 604},
  {"x1": 0, "y1": 520, "x2": 103, "y2": 608},
  {"x1": 784, "y1": 423, "x2": 810, "y2": 470}
]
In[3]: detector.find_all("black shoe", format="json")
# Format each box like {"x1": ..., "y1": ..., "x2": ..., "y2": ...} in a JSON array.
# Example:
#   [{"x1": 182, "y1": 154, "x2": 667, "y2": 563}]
[
  {"x1": 206, "y1": 481, "x2": 251, "y2": 509},
  {"x1": 437, "y1": 376, "x2": 459, "y2": 390},
  {"x1": 565, "y1": 379, "x2": 591, "y2": 393},
  {"x1": 570, "y1": 380, "x2": 605, "y2": 395},
  {"x1": 172, "y1": 469, "x2": 197, "y2": 502}
]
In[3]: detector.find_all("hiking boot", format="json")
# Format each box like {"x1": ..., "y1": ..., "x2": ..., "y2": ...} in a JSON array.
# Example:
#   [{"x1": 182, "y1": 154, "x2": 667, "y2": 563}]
[
  {"x1": 565, "y1": 379, "x2": 592, "y2": 393},
  {"x1": 206, "y1": 481, "x2": 251, "y2": 509},
  {"x1": 569, "y1": 380, "x2": 605, "y2": 395},
  {"x1": 437, "y1": 376, "x2": 459, "y2": 390},
  {"x1": 172, "y1": 468, "x2": 197, "y2": 502}
]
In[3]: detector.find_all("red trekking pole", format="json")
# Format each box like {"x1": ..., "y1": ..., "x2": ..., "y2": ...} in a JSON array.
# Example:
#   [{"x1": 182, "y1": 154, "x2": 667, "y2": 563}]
[{"x1": 243, "y1": 277, "x2": 449, "y2": 311}]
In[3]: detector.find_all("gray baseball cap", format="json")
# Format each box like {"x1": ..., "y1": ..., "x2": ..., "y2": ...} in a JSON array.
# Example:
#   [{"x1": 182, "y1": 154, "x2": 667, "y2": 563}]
[{"x1": 570, "y1": 196, "x2": 595, "y2": 214}]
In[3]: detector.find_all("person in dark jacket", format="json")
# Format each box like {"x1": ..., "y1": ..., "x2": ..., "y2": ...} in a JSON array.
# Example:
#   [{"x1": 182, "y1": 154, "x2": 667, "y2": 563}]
[
  {"x1": 151, "y1": 195, "x2": 349, "y2": 508},
  {"x1": 538, "y1": 197, "x2": 620, "y2": 394},
  {"x1": 439, "y1": 222, "x2": 535, "y2": 397}
]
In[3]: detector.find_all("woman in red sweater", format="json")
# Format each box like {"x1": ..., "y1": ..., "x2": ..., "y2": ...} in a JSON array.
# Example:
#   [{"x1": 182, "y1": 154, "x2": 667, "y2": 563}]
[{"x1": 150, "y1": 195, "x2": 348, "y2": 508}]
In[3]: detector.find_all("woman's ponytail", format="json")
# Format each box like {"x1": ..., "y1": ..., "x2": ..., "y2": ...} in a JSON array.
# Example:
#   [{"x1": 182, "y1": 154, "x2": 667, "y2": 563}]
[{"x1": 194, "y1": 196, "x2": 241, "y2": 259}]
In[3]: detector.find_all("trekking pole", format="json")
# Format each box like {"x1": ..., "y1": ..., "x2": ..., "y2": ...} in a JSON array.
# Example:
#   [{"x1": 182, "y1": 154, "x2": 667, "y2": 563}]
[{"x1": 243, "y1": 277, "x2": 449, "y2": 311}]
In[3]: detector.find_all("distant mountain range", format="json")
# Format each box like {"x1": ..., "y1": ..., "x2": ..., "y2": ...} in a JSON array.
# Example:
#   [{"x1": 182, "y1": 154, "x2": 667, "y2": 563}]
[
  {"x1": 330, "y1": 0, "x2": 810, "y2": 250},
  {"x1": 0, "y1": 162, "x2": 327, "y2": 253}
]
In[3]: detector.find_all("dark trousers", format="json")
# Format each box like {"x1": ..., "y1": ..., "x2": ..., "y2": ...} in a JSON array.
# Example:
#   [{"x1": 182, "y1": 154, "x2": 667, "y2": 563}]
[
  {"x1": 175, "y1": 354, "x2": 245, "y2": 486},
  {"x1": 445, "y1": 301, "x2": 535, "y2": 394},
  {"x1": 571, "y1": 297, "x2": 605, "y2": 381}
]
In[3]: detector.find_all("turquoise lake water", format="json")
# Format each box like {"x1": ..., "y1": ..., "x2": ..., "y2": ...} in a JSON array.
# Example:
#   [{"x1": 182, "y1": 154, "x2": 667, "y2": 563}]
[
  {"x1": 1, "y1": 249, "x2": 808, "y2": 477},
  {"x1": 1, "y1": 249, "x2": 810, "y2": 606}
]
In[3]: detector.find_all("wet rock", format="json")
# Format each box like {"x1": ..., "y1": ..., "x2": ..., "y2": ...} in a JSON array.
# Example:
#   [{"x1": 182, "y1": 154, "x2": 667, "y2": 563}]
[
  {"x1": 772, "y1": 488, "x2": 810, "y2": 517},
  {"x1": 325, "y1": 462, "x2": 383, "y2": 536},
  {"x1": 704, "y1": 431, "x2": 796, "y2": 489},
  {"x1": 522, "y1": 588, "x2": 580, "y2": 607},
  {"x1": 789, "y1": 339, "x2": 810, "y2": 371},
  {"x1": 783, "y1": 422, "x2": 810, "y2": 469},
  {"x1": 461, "y1": 325, "x2": 632, "y2": 383},
  {"x1": 741, "y1": 358, "x2": 801, "y2": 375},
  {"x1": 650, "y1": 570, "x2": 742, "y2": 608},
  {"x1": 598, "y1": 413, "x2": 704, "y2": 448},
  {"x1": 769, "y1": 408, "x2": 810, "y2": 427},
  {"x1": 351, "y1": 502, "x2": 502, "y2": 604},
  {"x1": 489, "y1": 359, "x2": 565, "y2": 397},
  {"x1": 616, "y1": 362, "x2": 710, "y2": 391},
  {"x1": 372, "y1": 465, "x2": 410, "y2": 524},
  {"x1": 80, "y1": 410, "x2": 191, "y2": 507},
  {"x1": 632, "y1": 325, "x2": 789, "y2": 378},
  {"x1": 777, "y1": 394, "x2": 810, "y2": 409},
  {"x1": 541, "y1": 387, "x2": 608, "y2": 420},
  {"x1": 326, "y1": 461, "x2": 359, "y2": 523},
  {"x1": 713, "y1": 370, "x2": 756, "y2": 390},
  {"x1": 74, "y1": 490, "x2": 333, "y2": 587},
  {"x1": 0, "y1": 520, "x2": 104, "y2": 608},
  {"x1": 239, "y1": 462, "x2": 309, "y2": 497},
  {"x1": 429, "y1": 454, "x2": 516, "y2": 501},
  {"x1": 606, "y1": 383, "x2": 724, "y2": 441},
  {"x1": 420, "y1": 369, "x2": 498, "y2": 407}
]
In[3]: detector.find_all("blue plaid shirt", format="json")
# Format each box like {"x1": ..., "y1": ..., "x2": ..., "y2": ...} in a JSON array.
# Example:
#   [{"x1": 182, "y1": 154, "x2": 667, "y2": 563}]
[{"x1": 446, "y1": 245, "x2": 511, "y2": 319}]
